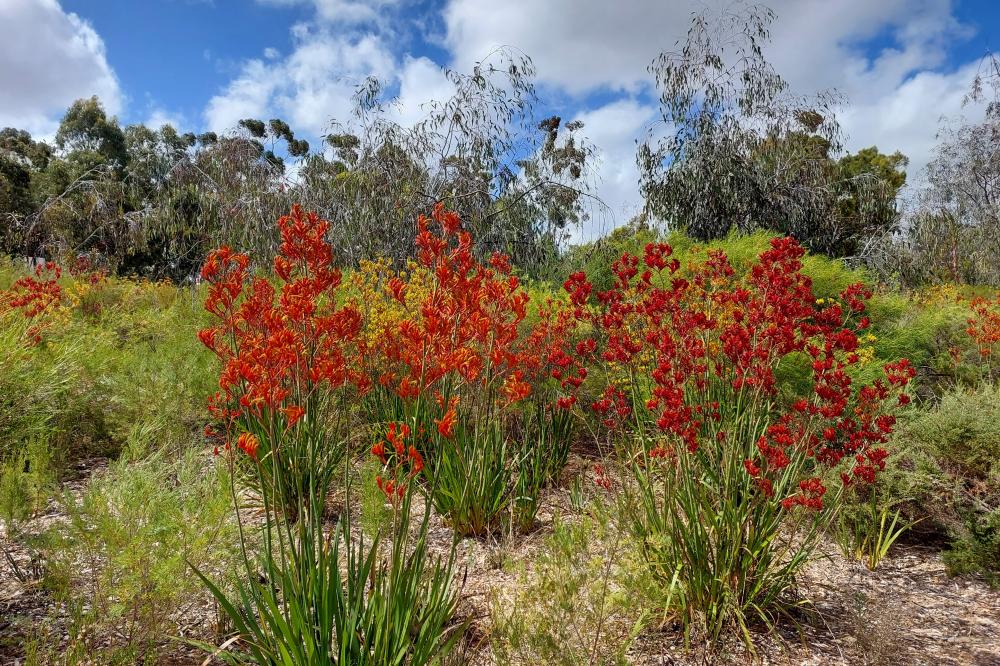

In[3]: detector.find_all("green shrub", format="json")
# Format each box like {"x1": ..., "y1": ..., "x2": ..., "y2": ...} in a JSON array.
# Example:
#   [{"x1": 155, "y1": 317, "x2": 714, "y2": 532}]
[
  {"x1": 903, "y1": 385, "x2": 1000, "y2": 482},
  {"x1": 1, "y1": 267, "x2": 213, "y2": 472},
  {"x1": 885, "y1": 385, "x2": 1000, "y2": 583},
  {"x1": 38, "y1": 448, "x2": 239, "y2": 663},
  {"x1": 0, "y1": 435, "x2": 57, "y2": 526},
  {"x1": 0, "y1": 313, "x2": 97, "y2": 459},
  {"x1": 943, "y1": 507, "x2": 1000, "y2": 586},
  {"x1": 0, "y1": 435, "x2": 56, "y2": 582},
  {"x1": 491, "y1": 511, "x2": 641, "y2": 665}
]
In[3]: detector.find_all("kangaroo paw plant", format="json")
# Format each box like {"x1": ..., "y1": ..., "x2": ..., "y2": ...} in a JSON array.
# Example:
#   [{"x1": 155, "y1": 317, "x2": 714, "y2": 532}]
[{"x1": 564, "y1": 238, "x2": 915, "y2": 648}]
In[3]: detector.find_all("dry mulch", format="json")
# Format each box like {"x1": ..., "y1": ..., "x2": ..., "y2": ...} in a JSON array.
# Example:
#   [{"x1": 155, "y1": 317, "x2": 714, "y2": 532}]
[{"x1": 624, "y1": 543, "x2": 1000, "y2": 666}]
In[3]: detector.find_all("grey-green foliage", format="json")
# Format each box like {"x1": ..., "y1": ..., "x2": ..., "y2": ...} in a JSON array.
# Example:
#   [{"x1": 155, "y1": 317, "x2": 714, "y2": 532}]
[
  {"x1": 639, "y1": 4, "x2": 904, "y2": 259},
  {"x1": 869, "y1": 52, "x2": 1000, "y2": 287},
  {"x1": 903, "y1": 385, "x2": 1000, "y2": 482},
  {"x1": 3, "y1": 49, "x2": 599, "y2": 282},
  {"x1": 298, "y1": 49, "x2": 598, "y2": 279},
  {"x1": 884, "y1": 385, "x2": 1000, "y2": 584}
]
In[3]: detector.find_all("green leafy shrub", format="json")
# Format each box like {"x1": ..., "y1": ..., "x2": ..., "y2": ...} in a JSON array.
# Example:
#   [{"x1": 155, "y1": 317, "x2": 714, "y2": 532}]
[
  {"x1": 0, "y1": 436, "x2": 56, "y2": 525},
  {"x1": 943, "y1": 508, "x2": 1000, "y2": 585},
  {"x1": 0, "y1": 264, "x2": 213, "y2": 471},
  {"x1": 0, "y1": 311, "x2": 100, "y2": 459}
]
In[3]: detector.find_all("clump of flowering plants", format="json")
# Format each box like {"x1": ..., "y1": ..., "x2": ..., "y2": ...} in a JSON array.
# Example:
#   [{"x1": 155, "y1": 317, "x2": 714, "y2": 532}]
[
  {"x1": 566, "y1": 238, "x2": 914, "y2": 647},
  {"x1": 194, "y1": 206, "x2": 461, "y2": 665},
  {"x1": 364, "y1": 203, "x2": 586, "y2": 535},
  {"x1": 199, "y1": 204, "x2": 369, "y2": 516},
  {"x1": 1, "y1": 263, "x2": 65, "y2": 345},
  {"x1": 967, "y1": 293, "x2": 1000, "y2": 379}
]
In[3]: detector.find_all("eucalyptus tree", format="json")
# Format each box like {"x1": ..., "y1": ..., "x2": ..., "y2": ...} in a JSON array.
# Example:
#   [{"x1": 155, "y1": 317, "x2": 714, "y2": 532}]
[
  {"x1": 871, "y1": 51, "x2": 1000, "y2": 287},
  {"x1": 639, "y1": 4, "x2": 905, "y2": 259},
  {"x1": 17, "y1": 97, "x2": 138, "y2": 262},
  {"x1": 0, "y1": 128, "x2": 52, "y2": 253},
  {"x1": 1, "y1": 52, "x2": 598, "y2": 279},
  {"x1": 918, "y1": 51, "x2": 1000, "y2": 284},
  {"x1": 295, "y1": 48, "x2": 598, "y2": 276}
]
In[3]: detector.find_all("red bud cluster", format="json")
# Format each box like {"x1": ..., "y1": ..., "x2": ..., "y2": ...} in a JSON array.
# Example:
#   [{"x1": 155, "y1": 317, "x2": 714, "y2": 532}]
[
  {"x1": 198, "y1": 205, "x2": 368, "y2": 454},
  {"x1": 566, "y1": 237, "x2": 915, "y2": 510}
]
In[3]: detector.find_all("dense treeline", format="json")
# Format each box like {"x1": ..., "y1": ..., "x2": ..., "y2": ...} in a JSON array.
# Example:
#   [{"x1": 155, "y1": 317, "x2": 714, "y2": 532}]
[
  {"x1": 0, "y1": 50, "x2": 595, "y2": 282},
  {"x1": 2, "y1": 8, "x2": 998, "y2": 287}
]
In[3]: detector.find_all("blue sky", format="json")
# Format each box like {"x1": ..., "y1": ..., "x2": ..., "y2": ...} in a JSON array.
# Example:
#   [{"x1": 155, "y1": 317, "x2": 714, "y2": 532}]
[{"x1": 3, "y1": 0, "x2": 999, "y2": 232}]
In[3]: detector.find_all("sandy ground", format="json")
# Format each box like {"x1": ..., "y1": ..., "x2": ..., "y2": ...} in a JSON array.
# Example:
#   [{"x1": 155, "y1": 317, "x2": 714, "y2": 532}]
[{"x1": 2, "y1": 456, "x2": 998, "y2": 666}]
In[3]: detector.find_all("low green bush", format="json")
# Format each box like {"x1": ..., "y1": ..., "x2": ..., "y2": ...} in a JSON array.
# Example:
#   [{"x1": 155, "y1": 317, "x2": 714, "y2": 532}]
[
  {"x1": 0, "y1": 264, "x2": 213, "y2": 471},
  {"x1": 491, "y1": 510, "x2": 641, "y2": 665},
  {"x1": 36, "y1": 449, "x2": 239, "y2": 663},
  {"x1": 878, "y1": 385, "x2": 1000, "y2": 584}
]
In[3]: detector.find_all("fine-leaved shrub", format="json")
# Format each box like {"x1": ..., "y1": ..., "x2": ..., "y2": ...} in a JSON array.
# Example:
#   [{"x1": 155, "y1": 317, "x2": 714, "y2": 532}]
[
  {"x1": 491, "y1": 510, "x2": 641, "y2": 666},
  {"x1": 39, "y1": 448, "x2": 239, "y2": 663}
]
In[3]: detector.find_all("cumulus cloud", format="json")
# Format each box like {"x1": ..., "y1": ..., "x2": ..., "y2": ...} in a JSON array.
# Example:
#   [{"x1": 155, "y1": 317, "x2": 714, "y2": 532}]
[
  {"x1": 0, "y1": 0, "x2": 122, "y2": 137},
  {"x1": 442, "y1": 0, "x2": 689, "y2": 95},
  {"x1": 390, "y1": 55, "x2": 456, "y2": 127},
  {"x1": 205, "y1": 12, "x2": 457, "y2": 140},
  {"x1": 442, "y1": 0, "x2": 965, "y2": 97},
  {"x1": 256, "y1": 0, "x2": 402, "y2": 26},
  {"x1": 571, "y1": 99, "x2": 658, "y2": 238},
  {"x1": 145, "y1": 107, "x2": 189, "y2": 131},
  {"x1": 838, "y1": 62, "x2": 985, "y2": 192},
  {"x1": 204, "y1": 28, "x2": 396, "y2": 135}
]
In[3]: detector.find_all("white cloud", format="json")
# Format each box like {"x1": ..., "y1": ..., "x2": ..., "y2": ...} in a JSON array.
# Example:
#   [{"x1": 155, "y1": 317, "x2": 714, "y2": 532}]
[
  {"x1": 256, "y1": 0, "x2": 401, "y2": 25},
  {"x1": 838, "y1": 62, "x2": 984, "y2": 192},
  {"x1": 204, "y1": 28, "x2": 396, "y2": 136},
  {"x1": 205, "y1": 8, "x2": 459, "y2": 139},
  {"x1": 145, "y1": 107, "x2": 188, "y2": 131},
  {"x1": 390, "y1": 56, "x2": 455, "y2": 127},
  {"x1": 442, "y1": 0, "x2": 965, "y2": 99},
  {"x1": 763, "y1": 0, "x2": 966, "y2": 100},
  {"x1": 443, "y1": 0, "x2": 688, "y2": 95},
  {"x1": 571, "y1": 98, "x2": 658, "y2": 238},
  {"x1": 0, "y1": 0, "x2": 122, "y2": 137}
]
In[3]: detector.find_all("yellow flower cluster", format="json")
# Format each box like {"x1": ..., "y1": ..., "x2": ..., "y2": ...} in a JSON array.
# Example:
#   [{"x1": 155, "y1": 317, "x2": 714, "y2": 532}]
[
  {"x1": 915, "y1": 283, "x2": 964, "y2": 307},
  {"x1": 347, "y1": 258, "x2": 434, "y2": 347}
]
